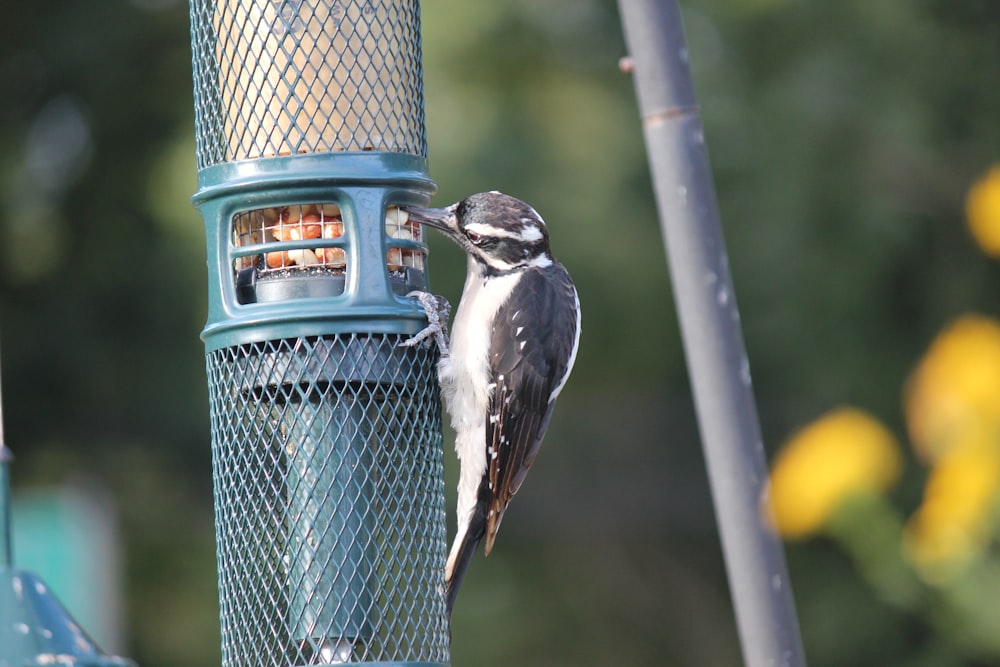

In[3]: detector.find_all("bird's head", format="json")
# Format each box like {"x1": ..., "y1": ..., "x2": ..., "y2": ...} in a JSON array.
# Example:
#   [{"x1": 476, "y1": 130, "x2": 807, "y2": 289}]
[{"x1": 406, "y1": 191, "x2": 553, "y2": 273}]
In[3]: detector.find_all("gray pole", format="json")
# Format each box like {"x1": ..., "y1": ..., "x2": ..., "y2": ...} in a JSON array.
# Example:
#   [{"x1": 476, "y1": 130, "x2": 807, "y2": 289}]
[
  {"x1": 0, "y1": 353, "x2": 12, "y2": 569},
  {"x1": 616, "y1": 2, "x2": 806, "y2": 666}
]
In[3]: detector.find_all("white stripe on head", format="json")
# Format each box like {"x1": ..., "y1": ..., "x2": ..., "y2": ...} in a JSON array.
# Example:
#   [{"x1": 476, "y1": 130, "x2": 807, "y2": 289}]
[
  {"x1": 464, "y1": 221, "x2": 545, "y2": 244},
  {"x1": 518, "y1": 225, "x2": 544, "y2": 242},
  {"x1": 527, "y1": 255, "x2": 553, "y2": 269},
  {"x1": 464, "y1": 222, "x2": 520, "y2": 239}
]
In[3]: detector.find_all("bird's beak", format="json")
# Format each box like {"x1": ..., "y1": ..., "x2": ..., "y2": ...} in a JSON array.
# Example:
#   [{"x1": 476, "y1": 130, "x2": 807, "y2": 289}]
[{"x1": 405, "y1": 204, "x2": 460, "y2": 237}]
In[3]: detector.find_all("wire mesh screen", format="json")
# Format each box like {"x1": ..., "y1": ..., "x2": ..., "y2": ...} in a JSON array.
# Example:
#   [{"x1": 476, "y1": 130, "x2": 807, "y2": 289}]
[
  {"x1": 189, "y1": 0, "x2": 426, "y2": 169},
  {"x1": 228, "y1": 202, "x2": 426, "y2": 304},
  {"x1": 206, "y1": 334, "x2": 449, "y2": 666}
]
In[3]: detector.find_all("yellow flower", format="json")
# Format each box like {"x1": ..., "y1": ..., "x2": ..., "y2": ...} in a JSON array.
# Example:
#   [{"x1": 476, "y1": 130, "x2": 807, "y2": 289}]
[
  {"x1": 967, "y1": 165, "x2": 1000, "y2": 258},
  {"x1": 904, "y1": 426, "x2": 1000, "y2": 578},
  {"x1": 905, "y1": 315, "x2": 1000, "y2": 461},
  {"x1": 769, "y1": 407, "x2": 902, "y2": 539}
]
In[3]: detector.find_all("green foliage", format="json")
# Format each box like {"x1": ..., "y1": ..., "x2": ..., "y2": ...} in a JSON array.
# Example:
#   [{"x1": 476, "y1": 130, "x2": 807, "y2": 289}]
[{"x1": 0, "y1": 0, "x2": 998, "y2": 664}]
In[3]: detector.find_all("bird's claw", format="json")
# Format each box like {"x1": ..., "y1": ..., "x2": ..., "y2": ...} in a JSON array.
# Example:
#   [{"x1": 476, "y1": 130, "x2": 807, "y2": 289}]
[{"x1": 399, "y1": 291, "x2": 451, "y2": 356}]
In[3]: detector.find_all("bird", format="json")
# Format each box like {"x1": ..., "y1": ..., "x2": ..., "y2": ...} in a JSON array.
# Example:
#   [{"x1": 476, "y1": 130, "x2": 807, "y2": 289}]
[{"x1": 403, "y1": 191, "x2": 581, "y2": 615}]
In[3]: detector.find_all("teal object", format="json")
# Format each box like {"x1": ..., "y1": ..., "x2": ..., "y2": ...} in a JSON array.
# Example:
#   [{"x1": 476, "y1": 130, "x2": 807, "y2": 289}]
[
  {"x1": 0, "y1": 447, "x2": 136, "y2": 667},
  {"x1": 192, "y1": 153, "x2": 436, "y2": 350},
  {"x1": 188, "y1": 1, "x2": 450, "y2": 665},
  {"x1": 12, "y1": 486, "x2": 125, "y2": 651},
  {"x1": 0, "y1": 570, "x2": 135, "y2": 667}
]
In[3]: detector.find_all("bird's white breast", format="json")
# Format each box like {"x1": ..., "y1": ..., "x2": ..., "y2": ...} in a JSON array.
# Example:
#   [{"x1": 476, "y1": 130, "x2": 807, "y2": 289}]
[{"x1": 439, "y1": 263, "x2": 520, "y2": 525}]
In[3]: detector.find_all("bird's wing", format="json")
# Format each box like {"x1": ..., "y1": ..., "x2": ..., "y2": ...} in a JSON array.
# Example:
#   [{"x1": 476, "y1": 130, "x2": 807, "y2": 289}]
[{"x1": 483, "y1": 263, "x2": 579, "y2": 553}]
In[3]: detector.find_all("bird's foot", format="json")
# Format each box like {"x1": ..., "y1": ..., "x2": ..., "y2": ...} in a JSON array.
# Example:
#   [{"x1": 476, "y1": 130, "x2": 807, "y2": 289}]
[{"x1": 399, "y1": 291, "x2": 451, "y2": 356}]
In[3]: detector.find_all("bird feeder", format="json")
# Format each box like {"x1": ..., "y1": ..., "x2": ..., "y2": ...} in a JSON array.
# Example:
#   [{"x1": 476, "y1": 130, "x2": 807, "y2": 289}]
[
  {"x1": 188, "y1": 1, "x2": 449, "y2": 665},
  {"x1": 0, "y1": 413, "x2": 136, "y2": 667}
]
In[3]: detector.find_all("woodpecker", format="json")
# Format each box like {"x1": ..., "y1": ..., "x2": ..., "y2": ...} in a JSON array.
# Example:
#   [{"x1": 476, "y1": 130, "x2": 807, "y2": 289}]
[{"x1": 404, "y1": 191, "x2": 581, "y2": 615}]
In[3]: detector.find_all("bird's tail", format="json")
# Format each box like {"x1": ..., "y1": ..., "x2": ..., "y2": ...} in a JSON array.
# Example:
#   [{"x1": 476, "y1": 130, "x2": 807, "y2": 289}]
[
  {"x1": 445, "y1": 529, "x2": 482, "y2": 615},
  {"x1": 445, "y1": 486, "x2": 490, "y2": 615}
]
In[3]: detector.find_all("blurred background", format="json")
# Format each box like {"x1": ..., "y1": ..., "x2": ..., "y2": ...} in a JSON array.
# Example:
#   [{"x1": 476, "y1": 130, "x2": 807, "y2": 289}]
[{"x1": 1, "y1": 0, "x2": 999, "y2": 665}]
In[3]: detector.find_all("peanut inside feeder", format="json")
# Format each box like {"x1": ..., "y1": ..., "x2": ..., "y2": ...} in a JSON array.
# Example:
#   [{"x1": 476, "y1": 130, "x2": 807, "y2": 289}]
[
  {"x1": 232, "y1": 204, "x2": 425, "y2": 284},
  {"x1": 232, "y1": 203, "x2": 347, "y2": 277},
  {"x1": 385, "y1": 207, "x2": 423, "y2": 273},
  {"x1": 264, "y1": 205, "x2": 347, "y2": 270}
]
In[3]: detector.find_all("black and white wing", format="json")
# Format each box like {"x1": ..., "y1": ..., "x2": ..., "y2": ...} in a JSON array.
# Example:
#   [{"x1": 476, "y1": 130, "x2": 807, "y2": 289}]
[{"x1": 483, "y1": 262, "x2": 580, "y2": 553}]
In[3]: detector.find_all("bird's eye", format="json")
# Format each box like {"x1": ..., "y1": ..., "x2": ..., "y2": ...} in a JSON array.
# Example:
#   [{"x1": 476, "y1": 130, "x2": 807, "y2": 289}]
[{"x1": 466, "y1": 230, "x2": 483, "y2": 245}]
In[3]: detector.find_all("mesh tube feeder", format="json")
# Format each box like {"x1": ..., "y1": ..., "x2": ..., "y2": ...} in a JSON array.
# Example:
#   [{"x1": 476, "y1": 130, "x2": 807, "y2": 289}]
[{"x1": 187, "y1": 2, "x2": 449, "y2": 665}]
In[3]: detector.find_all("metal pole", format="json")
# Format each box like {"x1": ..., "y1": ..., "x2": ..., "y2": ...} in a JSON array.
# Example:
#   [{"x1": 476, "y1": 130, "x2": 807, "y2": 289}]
[
  {"x1": 0, "y1": 353, "x2": 12, "y2": 570},
  {"x1": 616, "y1": 2, "x2": 806, "y2": 666}
]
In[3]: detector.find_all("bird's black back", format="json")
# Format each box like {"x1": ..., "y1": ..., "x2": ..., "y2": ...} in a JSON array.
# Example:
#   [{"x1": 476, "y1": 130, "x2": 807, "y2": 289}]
[{"x1": 483, "y1": 260, "x2": 579, "y2": 549}]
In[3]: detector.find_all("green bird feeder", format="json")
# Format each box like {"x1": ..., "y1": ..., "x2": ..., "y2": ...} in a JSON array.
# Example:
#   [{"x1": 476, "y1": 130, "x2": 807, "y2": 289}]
[
  {"x1": 187, "y1": 1, "x2": 449, "y2": 665},
  {"x1": 0, "y1": 379, "x2": 136, "y2": 667}
]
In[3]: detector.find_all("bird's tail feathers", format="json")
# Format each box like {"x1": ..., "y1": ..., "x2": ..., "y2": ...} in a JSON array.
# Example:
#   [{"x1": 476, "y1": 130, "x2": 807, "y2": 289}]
[
  {"x1": 445, "y1": 482, "x2": 492, "y2": 615},
  {"x1": 445, "y1": 532, "x2": 482, "y2": 614},
  {"x1": 483, "y1": 503, "x2": 507, "y2": 555},
  {"x1": 445, "y1": 519, "x2": 485, "y2": 615}
]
